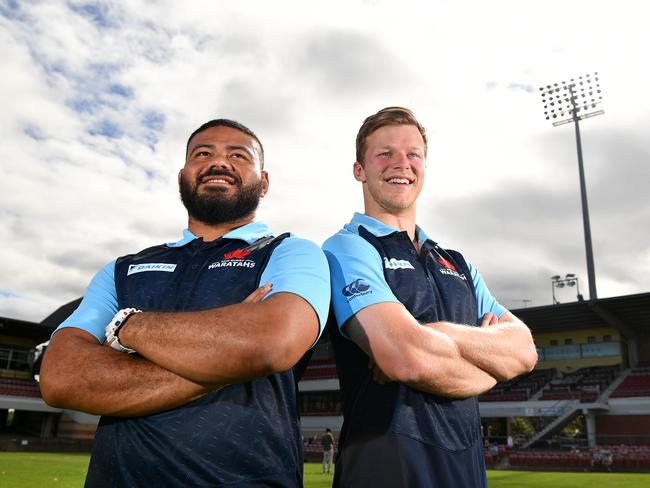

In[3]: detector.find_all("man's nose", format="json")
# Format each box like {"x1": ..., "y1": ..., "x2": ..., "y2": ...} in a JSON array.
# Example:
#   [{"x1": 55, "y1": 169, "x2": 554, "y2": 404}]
[
  {"x1": 391, "y1": 152, "x2": 410, "y2": 168},
  {"x1": 211, "y1": 152, "x2": 233, "y2": 168}
]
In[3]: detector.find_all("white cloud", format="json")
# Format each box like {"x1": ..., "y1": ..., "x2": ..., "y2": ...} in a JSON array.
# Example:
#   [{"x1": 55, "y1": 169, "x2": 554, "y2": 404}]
[{"x1": 1, "y1": 0, "x2": 649, "y2": 322}]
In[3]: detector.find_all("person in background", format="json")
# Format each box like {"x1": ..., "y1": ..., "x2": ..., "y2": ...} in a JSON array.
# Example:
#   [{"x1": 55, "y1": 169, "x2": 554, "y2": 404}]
[{"x1": 321, "y1": 427, "x2": 335, "y2": 474}]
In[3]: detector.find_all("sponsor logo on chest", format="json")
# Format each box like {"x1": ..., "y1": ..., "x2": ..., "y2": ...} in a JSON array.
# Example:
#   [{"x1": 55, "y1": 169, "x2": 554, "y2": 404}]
[
  {"x1": 383, "y1": 257, "x2": 415, "y2": 270},
  {"x1": 437, "y1": 257, "x2": 467, "y2": 281},
  {"x1": 208, "y1": 248, "x2": 256, "y2": 269},
  {"x1": 127, "y1": 263, "x2": 177, "y2": 275}
]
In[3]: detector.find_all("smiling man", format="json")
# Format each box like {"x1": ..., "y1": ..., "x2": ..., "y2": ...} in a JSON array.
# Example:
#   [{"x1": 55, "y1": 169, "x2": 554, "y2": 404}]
[
  {"x1": 323, "y1": 107, "x2": 538, "y2": 487},
  {"x1": 40, "y1": 119, "x2": 330, "y2": 487}
]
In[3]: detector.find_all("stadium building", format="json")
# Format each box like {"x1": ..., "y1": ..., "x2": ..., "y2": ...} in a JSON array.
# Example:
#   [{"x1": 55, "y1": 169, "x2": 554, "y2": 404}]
[{"x1": 1, "y1": 293, "x2": 649, "y2": 470}]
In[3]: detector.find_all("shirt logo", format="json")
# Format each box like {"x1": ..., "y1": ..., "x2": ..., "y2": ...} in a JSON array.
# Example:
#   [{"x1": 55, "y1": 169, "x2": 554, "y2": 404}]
[
  {"x1": 437, "y1": 257, "x2": 467, "y2": 281},
  {"x1": 224, "y1": 248, "x2": 251, "y2": 260},
  {"x1": 384, "y1": 257, "x2": 415, "y2": 270},
  {"x1": 342, "y1": 279, "x2": 372, "y2": 301},
  {"x1": 437, "y1": 257, "x2": 456, "y2": 271},
  {"x1": 209, "y1": 248, "x2": 256, "y2": 269},
  {"x1": 127, "y1": 263, "x2": 177, "y2": 275}
]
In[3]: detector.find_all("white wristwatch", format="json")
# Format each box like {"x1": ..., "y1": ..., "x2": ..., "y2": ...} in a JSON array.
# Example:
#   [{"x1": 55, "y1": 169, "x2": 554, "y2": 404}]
[{"x1": 105, "y1": 308, "x2": 142, "y2": 354}]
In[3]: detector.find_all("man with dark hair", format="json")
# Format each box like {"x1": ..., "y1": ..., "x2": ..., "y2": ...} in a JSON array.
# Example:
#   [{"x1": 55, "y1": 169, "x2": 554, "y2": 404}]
[
  {"x1": 323, "y1": 107, "x2": 537, "y2": 487},
  {"x1": 40, "y1": 119, "x2": 330, "y2": 487},
  {"x1": 320, "y1": 427, "x2": 335, "y2": 474}
]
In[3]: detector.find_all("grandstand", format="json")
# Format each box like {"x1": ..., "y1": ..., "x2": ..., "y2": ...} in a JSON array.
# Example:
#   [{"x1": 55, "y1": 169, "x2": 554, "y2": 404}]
[
  {"x1": 298, "y1": 292, "x2": 650, "y2": 470},
  {"x1": 1, "y1": 292, "x2": 649, "y2": 472}
]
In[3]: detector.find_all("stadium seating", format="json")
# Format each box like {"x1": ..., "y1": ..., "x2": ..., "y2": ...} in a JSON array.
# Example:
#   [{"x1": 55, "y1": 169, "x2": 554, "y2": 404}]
[
  {"x1": 610, "y1": 369, "x2": 650, "y2": 398},
  {"x1": 479, "y1": 369, "x2": 555, "y2": 402},
  {"x1": 508, "y1": 445, "x2": 650, "y2": 472},
  {"x1": 301, "y1": 359, "x2": 338, "y2": 380},
  {"x1": 538, "y1": 365, "x2": 620, "y2": 402},
  {"x1": 0, "y1": 377, "x2": 41, "y2": 398}
]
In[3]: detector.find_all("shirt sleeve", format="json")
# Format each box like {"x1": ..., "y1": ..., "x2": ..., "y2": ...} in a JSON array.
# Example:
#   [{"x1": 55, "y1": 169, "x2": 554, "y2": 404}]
[
  {"x1": 322, "y1": 231, "x2": 400, "y2": 331},
  {"x1": 468, "y1": 260, "x2": 507, "y2": 322},
  {"x1": 259, "y1": 236, "x2": 331, "y2": 340},
  {"x1": 54, "y1": 260, "x2": 119, "y2": 343}
]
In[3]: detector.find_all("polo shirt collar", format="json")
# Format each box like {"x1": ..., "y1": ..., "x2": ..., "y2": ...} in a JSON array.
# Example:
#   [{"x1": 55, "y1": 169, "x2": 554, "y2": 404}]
[
  {"x1": 345, "y1": 212, "x2": 431, "y2": 242},
  {"x1": 167, "y1": 221, "x2": 274, "y2": 247}
]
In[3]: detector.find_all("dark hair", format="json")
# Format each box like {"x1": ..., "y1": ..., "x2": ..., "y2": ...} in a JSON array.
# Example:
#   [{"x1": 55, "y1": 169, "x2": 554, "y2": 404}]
[
  {"x1": 186, "y1": 119, "x2": 265, "y2": 168},
  {"x1": 355, "y1": 106, "x2": 427, "y2": 166}
]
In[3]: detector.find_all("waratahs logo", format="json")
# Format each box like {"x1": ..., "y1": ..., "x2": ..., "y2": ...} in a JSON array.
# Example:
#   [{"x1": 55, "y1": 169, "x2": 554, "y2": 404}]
[
  {"x1": 209, "y1": 248, "x2": 256, "y2": 269},
  {"x1": 342, "y1": 279, "x2": 372, "y2": 301},
  {"x1": 224, "y1": 248, "x2": 251, "y2": 260}
]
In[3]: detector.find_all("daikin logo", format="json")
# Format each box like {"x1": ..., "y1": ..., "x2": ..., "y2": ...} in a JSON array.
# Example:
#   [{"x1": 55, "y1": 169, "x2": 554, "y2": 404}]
[
  {"x1": 127, "y1": 263, "x2": 177, "y2": 275},
  {"x1": 383, "y1": 257, "x2": 415, "y2": 270}
]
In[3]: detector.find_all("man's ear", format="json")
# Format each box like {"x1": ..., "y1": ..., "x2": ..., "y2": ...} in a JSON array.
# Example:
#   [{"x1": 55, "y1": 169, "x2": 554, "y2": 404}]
[
  {"x1": 178, "y1": 169, "x2": 183, "y2": 186},
  {"x1": 260, "y1": 171, "x2": 269, "y2": 198},
  {"x1": 353, "y1": 161, "x2": 366, "y2": 183}
]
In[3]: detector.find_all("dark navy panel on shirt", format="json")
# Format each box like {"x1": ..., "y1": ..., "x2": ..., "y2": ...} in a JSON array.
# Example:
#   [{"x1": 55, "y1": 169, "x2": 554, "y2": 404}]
[
  {"x1": 325, "y1": 220, "x2": 487, "y2": 488},
  {"x1": 86, "y1": 233, "x2": 304, "y2": 488}
]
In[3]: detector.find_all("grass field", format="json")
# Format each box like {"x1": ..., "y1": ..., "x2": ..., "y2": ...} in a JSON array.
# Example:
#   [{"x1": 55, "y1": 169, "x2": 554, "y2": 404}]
[{"x1": 1, "y1": 452, "x2": 649, "y2": 487}]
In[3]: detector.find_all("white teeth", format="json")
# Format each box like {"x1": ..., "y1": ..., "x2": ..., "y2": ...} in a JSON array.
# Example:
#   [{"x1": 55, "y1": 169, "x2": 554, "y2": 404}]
[
  {"x1": 388, "y1": 178, "x2": 410, "y2": 184},
  {"x1": 206, "y1": 178, "x2": 229, "y2": 183}
]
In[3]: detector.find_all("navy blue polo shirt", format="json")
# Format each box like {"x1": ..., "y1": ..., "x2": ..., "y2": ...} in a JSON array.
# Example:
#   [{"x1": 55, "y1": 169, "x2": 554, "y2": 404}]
[
  {"x1": 323, "y1": 213, "x2": 506, "y2": 488},
  {"x1": 56, "y1": 222, "x2": 330, "y2": 487}
]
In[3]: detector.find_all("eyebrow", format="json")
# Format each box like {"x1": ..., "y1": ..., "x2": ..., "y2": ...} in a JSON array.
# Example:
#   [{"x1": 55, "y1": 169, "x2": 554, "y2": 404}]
[
  {"x1": 189, "y1": 144, "x2": 255, "y2": 159},
  {"x1": 378, "y1": 145, "x2": 424, "y2": 151}
]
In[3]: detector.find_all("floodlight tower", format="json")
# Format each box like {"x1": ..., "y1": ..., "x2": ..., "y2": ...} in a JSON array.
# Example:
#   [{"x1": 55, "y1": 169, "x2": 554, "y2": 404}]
[
  {"x1": 539, "y1": 72, "x2": 604, "y2": 301},
  {"x1": 551, "y1": 274, "x2": 581, "y2": 304}
]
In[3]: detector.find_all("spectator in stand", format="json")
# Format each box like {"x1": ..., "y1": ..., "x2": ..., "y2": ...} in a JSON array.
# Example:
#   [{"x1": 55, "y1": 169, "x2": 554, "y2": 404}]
[
  {"x1": 591, "y1": 447, "x2": 612, "y2": 470},
  {"x1": 601, "y1": 448, "x2": 613, "y2": 471},
  {"x1": 618, "y1": 443, "x2": 629, "y2": 456},
  {"x1": 321, "y1": 428, "x2": 335, "y2": 474},
  {"x1": 489, "y1": 442, "x2": 499, "y2": 456}
]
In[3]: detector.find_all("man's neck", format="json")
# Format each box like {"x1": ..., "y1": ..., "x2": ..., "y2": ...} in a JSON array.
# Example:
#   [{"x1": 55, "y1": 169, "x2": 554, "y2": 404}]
[
  {"x1": 364, "y1": 207, "x2": 418, "y2": 245},
  {"x1": 187, "y1": 215, "x2": 255, "y2": 242}
]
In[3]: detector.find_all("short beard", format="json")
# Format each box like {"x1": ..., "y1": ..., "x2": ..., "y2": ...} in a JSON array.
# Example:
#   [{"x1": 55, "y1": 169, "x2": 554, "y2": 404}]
[{"x1": 179, "y1": 172, "x2": 263, "y2": 226}]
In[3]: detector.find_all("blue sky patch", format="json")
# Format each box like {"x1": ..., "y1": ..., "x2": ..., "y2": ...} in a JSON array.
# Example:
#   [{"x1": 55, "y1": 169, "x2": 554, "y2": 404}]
[
  {"x1": 89, "y1": 119, "x2": 123, "y2": 139},
  {"x1": 108, "y1": 83, "x2": 133, "y2": 98},
  {"x1": 68, "y1": 1, "x2": 115, "y2": 29},
  {"x1": 24, "y1": 125, "x2": 44, "y2": 141}
]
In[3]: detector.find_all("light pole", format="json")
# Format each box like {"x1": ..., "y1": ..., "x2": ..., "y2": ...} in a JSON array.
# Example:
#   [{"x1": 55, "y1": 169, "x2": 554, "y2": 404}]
[
  {"x1": 539, "y1": 72, "x2": 603, "y2": 301},
  {"x1": 551, "y1": 274, "x2": 581, "y2": 304}
]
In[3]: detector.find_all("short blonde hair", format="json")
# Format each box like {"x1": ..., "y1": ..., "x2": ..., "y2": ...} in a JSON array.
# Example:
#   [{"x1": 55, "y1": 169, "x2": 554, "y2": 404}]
[{"x1": 355, "y1": 107, "x2": 427, "y2": 166}]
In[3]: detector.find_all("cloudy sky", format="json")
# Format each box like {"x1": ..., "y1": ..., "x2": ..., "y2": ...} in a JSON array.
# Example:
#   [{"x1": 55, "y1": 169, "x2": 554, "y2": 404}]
[{"x1": 2, "y1": 0, "x2": 649, "y2": 322}]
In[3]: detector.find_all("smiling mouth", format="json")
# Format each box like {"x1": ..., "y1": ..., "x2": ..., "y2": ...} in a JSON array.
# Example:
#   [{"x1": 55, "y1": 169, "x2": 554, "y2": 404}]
[
  {"x1": 203, "y1": 177, "x2": 233, "y2": 184},
  {"x1": 385, "y1": 177, "x2": 413, "y2": 185},
  {"x1": 199, "y1": 172, "x2": 239, "y2": 187}
]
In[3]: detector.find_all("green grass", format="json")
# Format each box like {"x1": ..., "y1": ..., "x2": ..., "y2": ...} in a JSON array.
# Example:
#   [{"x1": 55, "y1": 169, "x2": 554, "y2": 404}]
[
  {"x1": 0, "y1": 452, "x2": 89, "y2": 488},
  {"x1": 0, "y1": 453, "x2": 649, "y2": 487},
  {"x1": 304, "y1": 462, "x2": 336, "y2": 488},
  {"x1": 487, "y1": 470, "x2": 650, "y2": 488}
]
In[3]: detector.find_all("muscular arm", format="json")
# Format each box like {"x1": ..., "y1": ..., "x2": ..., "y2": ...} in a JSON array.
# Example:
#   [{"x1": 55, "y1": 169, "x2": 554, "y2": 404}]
[
  {"x1": 427, "y1": 312, "x2": 538, "y2": 382},
  {"x1": 40, "y1": 328, "x2": 216, "y2": 416},
  {"x1": 345, "y1": 302, "x2": 497, "y2": 398},
  {"x1": 118, "y1": 292, "x2": 319, "y2": 384}
]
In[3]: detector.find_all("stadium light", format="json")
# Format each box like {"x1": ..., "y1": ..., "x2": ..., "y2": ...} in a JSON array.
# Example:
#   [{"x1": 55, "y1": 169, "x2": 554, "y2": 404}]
[
  {"x1": 539, "y1": 72, "x2": 603, "y2": 301},
  {"x1": 551, "y1": 274, "x2": 581, "y2": 304}
]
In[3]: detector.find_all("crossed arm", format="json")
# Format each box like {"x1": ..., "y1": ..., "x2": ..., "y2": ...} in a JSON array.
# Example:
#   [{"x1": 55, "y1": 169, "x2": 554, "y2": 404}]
[
  {"x1": 346, "y1": 302, "x2": 537, "y2": 398},
  {"x1": 426, "y1": 311, "x2": 538, "y2": 382},
  {"x1": 40, "y1": 289, "x2": 319, "y2": 416}
]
